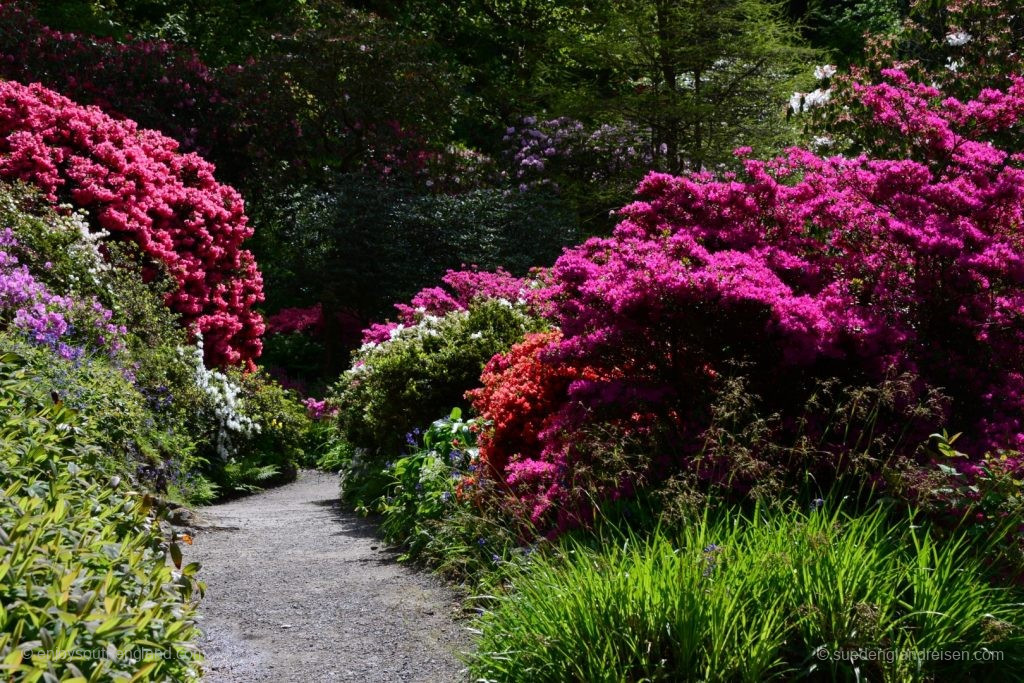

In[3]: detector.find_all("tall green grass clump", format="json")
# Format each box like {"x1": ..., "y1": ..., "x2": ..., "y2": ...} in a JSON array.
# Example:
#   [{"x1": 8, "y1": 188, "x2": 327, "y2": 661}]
[
  {"x1": 0, "y1": 351, "x2": 203, "y2": 681},
  {"x1": 469, "y1": 504, "x2": 1024, "y2": 682}
]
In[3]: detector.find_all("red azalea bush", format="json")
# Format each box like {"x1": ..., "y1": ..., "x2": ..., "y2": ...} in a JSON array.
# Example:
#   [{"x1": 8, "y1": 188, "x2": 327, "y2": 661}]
[
  {"x1": 0, "y1": 80, "x2": 264, "y2": 366},
  {"x1": 467, "y1": 330, "x2": 651, "y2": 532},
  {"x1": 469, "y1": 69, "x2": 1024, "y2": 533}
]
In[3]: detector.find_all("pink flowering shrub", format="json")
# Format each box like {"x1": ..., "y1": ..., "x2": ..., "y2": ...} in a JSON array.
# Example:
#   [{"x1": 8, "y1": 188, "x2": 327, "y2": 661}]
[
  {"x1": 467, "y1": 331, "x2": 648, "y2": 532},
  {"x1": 362, "y1": 267, "x2": 529, "y2": 344},
  {"x1": 0, "y1": 2, "x2": 459, "y2": 186},
  {"x1": 799, "y1": 2, "x2": 1024, "y2": 159},
  {"x1": 0, "y1": 1, "x2": 223, "y2": 154},
  {"x1": 468, "y1": 69, "x2": 1024, "y2": 533},
  {"x1": 303, "y1": 397, "x2": 338, "y2": 421},
  {"x1": 267, "y1": 304, "x2": 325, "y2": 336},
  {"x1": 0, "y1": 81, "x2": 264, "y2": 366}
]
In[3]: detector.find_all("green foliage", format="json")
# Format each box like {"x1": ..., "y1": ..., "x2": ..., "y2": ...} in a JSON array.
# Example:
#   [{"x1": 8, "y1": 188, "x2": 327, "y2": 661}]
[
  {"x1": 253, "y1": 176, "x2": 577, "y2": 320},
  {"x1": 561, "y1": 0, "x2": 818, "y2": 170},
  {"x1": 355, "y1": 0, "x2": 601, "y2": 144},
  {"x1": 470, "y1": 503, "x2": 1024, "y2": 681},
  {"x1": 204, "y1": 369, "x2": 310, "y2": 495},
  {"x1": 377, "y1": 409, "x2": 477, "y2": 553},
  {"x1": 0, "y1": 350, "x2": 203, "y2": 680},
  {"x1": 331, "y1": 299, "x2": 545, "y2": 457},
  {"x1": 312, "y1": 432, "x2": 352, "y2": 472},
  {"x1": 800, "y1": 0, "x2": 904, "y2": 61},
  {"x1": 259, "y1": 331, "x2": 327, "y2": 391},
  {"x1": 884, "y1": 431, "x2": 1024, "y2": 574},
  {"x1": 0, "y1": 334, "x2": 198, "y2": 481}
]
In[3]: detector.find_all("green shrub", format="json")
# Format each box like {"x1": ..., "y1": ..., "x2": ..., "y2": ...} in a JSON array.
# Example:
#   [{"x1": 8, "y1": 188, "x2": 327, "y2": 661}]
[
  {"x1": 0, "y1": 350, "x2": 203, "y2": 681},
  {"x1": 332, "y1": 298, "x2": 545, "y2": 458},
  {"x1": 0, "y1": 333, "x2": 204, "y2": 490},
  {"x1": 315, "y1": 438, "x2": 354, "y2": 473},
  {"x1": 252, "y1": 176, "x2": 578, "y2": 320},
  {"x1": 470, "y1": 503, "x2": 1024, "y2": 682}
]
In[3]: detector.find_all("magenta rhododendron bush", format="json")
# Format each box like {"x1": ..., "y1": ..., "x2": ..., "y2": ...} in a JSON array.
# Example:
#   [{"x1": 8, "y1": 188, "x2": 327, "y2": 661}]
[
  {"x1": 468, "y1": 69, "x2": 1024, "y2": 530},
  {"x1": 0, "y1": 80, "x2": 264, "y2": 366}
]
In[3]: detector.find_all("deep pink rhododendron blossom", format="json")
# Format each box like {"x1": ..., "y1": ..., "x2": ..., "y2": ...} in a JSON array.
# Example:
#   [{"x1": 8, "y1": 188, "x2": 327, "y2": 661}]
[
  {"x1": 470, "y1": 69, "x2": 1024, "y2": 532},
  {"x1": 267, "y1": 304, "x2": 325, "y2": 336},
  {"x1": 0, "y1": 81, "x2": 264, "y2": 366},
  {"x1": 304, "y1": 397, "x2": 338, "y2": 421}
]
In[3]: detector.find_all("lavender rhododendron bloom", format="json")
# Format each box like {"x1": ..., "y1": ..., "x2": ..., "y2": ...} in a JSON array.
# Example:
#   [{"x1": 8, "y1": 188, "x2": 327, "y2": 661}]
[{"x1": 0, "y1": 232, "x2": 125, "y2": 355}]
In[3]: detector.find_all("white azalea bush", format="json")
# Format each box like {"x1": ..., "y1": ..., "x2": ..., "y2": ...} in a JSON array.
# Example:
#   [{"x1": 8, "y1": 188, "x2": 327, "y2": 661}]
[
  {"x1": 181, "y1": 333, "x2": 260, "y2": 461},
  {"x1": 179, "y1": 333, "x2": 313, "y2": 496}
]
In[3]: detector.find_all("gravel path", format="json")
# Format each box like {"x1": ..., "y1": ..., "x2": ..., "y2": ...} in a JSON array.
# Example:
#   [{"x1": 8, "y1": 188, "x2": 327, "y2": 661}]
[{"x1": 186, "y1": 470, "x2": 468, "y2": 682}]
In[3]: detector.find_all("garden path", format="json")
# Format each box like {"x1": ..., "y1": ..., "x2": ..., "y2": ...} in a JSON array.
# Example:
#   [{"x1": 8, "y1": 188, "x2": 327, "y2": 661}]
[{"x1": 187, "y1": 470, "x2": 467, "y2": 682}]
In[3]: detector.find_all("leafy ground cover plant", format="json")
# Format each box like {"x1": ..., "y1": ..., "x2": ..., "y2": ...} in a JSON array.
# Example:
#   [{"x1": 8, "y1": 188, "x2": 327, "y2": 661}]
[
  {"x1": 375, "y1": 408, "x2": 480, "y2": 557},
  {"x1": 0, "y1": 350, "x2": 203, "y2": 681},
  {"x1": 469, "y1": 503, "x2": 1024, "y2": 682}
]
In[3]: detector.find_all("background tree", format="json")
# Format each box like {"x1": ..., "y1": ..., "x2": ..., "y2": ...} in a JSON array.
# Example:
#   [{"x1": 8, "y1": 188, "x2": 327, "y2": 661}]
[
  {"x1": 35, "y1": 0, "x2": 315, "y2": 63},
  {"x1": 564, "y1": 0, "x2": 817, "y2": 172},
  {"x1": 787, "y1": 0, "x2": 905, "y2": 62}
]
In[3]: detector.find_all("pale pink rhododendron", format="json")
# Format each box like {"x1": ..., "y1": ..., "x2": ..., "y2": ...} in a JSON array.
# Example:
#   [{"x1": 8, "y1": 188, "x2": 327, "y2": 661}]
[{"x1": 0, "y1": 81, "x2": 264, "y2": 366}]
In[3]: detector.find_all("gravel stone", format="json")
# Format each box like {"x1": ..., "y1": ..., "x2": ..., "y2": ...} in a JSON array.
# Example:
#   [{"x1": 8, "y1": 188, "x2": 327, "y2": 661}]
[{"x1": 187, "y1": 470, "x2": 469, "y2": 682}]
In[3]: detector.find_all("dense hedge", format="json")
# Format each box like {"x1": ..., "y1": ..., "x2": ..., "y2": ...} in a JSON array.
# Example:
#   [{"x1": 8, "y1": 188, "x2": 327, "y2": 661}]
[{"x1": 254, "y1": 176, "x2": 577, "y2": 320}]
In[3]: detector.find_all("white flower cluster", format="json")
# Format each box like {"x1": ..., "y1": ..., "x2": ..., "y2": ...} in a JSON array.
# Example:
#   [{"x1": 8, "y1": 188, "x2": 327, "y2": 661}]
[
  {"x1": 180, "y1": 333, "x2": 260, "y2": 460},
  {"x1": 790, "y1": 88, "x2": 832, "y2": 114},
  {"x1": 946, "y1": 31, "x2": 972, "y2": 47},
  {"x1": 356, "y1": 309, "x2": 472, "y2": 358},
  {"x1": 790, "y1": 65, "x2": 837, "y2": 115},
  {"x1": 810, "y1": 135, "x2": 835, "y2": 150},
  {"x1": 813, "y1": 64, "x2": 837, "y2": 80},
  {"x1": 49, "y1": 203, "x2": 111, "y2": 288}
]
